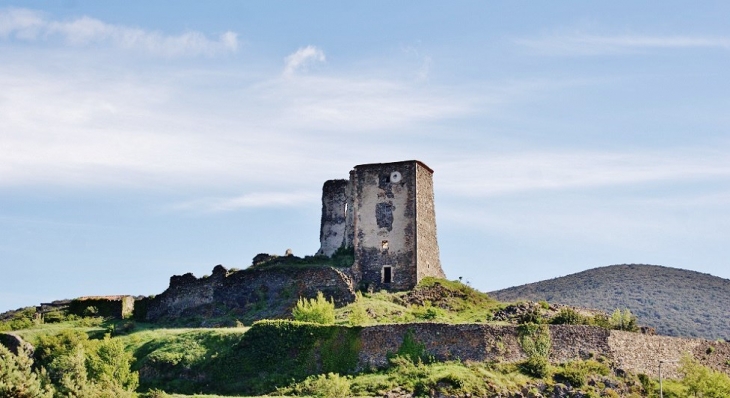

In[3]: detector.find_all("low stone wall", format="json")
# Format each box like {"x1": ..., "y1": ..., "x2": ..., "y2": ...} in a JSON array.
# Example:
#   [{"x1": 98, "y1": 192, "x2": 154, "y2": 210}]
[
  {"x1": 358, "y1": 323, "x2": 524, "y2": 369},
  {"x1": 146, "y1": 265, "x2": 356, "y2": 322},
  {"x1": 355, "y1": 323, "x2": 730, "y2": 379},
  {"x1": 549, "y1": 325, "x2": 612, "y2": 363}
]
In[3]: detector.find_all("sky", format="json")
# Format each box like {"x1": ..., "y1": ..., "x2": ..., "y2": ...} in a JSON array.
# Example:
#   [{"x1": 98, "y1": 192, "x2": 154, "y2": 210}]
[{"x1": 1, "y1": 1, "x2": 730, "y2": 313}]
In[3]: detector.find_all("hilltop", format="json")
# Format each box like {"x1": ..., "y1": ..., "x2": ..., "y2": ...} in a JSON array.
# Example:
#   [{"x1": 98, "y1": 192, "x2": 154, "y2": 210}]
[{"x1": 490, "y1": 264, "x2": 730, "y2": 340}]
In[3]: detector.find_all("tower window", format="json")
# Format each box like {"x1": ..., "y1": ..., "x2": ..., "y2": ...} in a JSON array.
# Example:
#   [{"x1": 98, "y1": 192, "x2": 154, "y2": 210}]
[
  {"x1": 383, "y1": 266, "x2": 392, "y2": 284},
  {"x1": 381, "y1": 240, "x2": 389, "y2": 250}
]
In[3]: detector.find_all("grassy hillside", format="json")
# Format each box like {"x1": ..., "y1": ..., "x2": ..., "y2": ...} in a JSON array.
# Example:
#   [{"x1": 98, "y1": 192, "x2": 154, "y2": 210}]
[
  {"x1": 490, "y1": 264, "x2": 730, "y2": 340},
  {"x1": 3, "y1": 276, "x2": 730, "y2": 397}
]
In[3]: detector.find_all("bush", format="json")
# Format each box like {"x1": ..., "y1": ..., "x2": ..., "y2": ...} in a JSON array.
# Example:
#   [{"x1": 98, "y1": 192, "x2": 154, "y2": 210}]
[
  {"x1": 610, "y1": 309, "x2": 638, "y2": 331},
  {"x1": 520, "y1": 355, "x2": 551, "y2": 378},
  {"x1": 554, "y1": 360, "x2": 610, "y2": 387},
  {"x1": 517, "y1": 323, "x2": 551, "y2": 378},
  {"x1": 290, "y1": 372, "x2": 351, "y2": 397},
  {"x1": 680, "y1": 355, "x2": 730, "y2": 397},
  {"x1": 411, "y1": 301, "x2": 445, "y2": 321},
  {"x1": 34, "y1": 331, "x2": 138, "y2": 396},
  {"x1": 518, "y1": 307, "x2": 544, "y2": 324},
  {"x1": 348, "y1": 292, "x2": 368, "y2": 326},
  {"x1": 550, "y1": 308, "x2": 587, "y2": 325},
  {"x1": 292, "y1": 292, "x2": 335, "y2": 324},
  {"x1": 590, "y1": 313, "x2": 612, "y2": 329},
  {"x1": 0, "y1": 345, "x2": 55, "y2": 397},
  {"x1": 388, "y1": 329, "x2": 433, "y2": 364}
]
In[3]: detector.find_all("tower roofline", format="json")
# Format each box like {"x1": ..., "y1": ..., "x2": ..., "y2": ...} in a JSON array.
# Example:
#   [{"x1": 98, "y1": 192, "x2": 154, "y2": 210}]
[{"x1": 353, "y1": 160, "x2": 434, "y2": 174}]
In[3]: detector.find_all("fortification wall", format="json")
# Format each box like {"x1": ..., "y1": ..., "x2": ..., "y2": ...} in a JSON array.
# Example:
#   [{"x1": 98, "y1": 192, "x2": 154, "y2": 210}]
[
  {"x1": 608, "y1": 330, "x2": 730, "y2": 378},
  {"x1": 415, "y1": 163, "x2": 444, "y2": 280},
  {"x1": 354, "y1": 323, "x2": 730, "y2": 378},
  {"x1": 146, "y1": 265, "x2": 356, "y2": 322}
]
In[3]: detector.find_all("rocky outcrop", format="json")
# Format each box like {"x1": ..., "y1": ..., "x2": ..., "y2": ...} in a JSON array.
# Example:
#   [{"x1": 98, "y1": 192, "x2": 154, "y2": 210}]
[{"x1": 0, "y1": 333, "x2": 33, "y2": 356}]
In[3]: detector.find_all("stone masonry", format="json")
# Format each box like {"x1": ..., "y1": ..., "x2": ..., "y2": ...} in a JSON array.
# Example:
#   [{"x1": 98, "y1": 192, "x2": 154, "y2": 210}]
[
  {"x1": 355, "y1": 323, "x2": 730, "y2": 379},
  {"x1": 318, "y1": 160, "x2": 445, "y2": 291}
]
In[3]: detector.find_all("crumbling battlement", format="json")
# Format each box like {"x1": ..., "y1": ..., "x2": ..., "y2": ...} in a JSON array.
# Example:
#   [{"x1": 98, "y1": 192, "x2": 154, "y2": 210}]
[{"x1": 145, "y1": 264, "x2": 356, "y2": 322}]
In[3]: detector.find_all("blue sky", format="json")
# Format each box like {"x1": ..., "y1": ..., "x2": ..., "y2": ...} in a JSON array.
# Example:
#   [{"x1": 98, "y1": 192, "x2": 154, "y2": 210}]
[{"x1": 1, "y1": 1, "x2": 730, "y2": 312}]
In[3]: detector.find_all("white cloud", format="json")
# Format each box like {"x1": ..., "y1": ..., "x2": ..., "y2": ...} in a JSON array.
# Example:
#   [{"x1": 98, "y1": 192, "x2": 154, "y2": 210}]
[
  {"x1": 436, "y1": 150, "x2": 730, "y2": 197},
  {"x1": 171, "y1": 191, "x2": 320, "y2": 212},
  {"x1": 0, "y1": 7, "x2": 238, "y2": 56},
  {"x1": 516, "y1": 33, "x2": 730, "y2": 56},
  {"x1": 283, "y1": 45, "x2": 326, "y2": 76}
]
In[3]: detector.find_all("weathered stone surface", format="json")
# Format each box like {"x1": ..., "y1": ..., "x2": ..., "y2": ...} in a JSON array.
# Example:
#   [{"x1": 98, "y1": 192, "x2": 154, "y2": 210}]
[
  {"x1": 0, "y1": 332, "x2": 33, "y2": 356},
  {"x1": 146, "y1": 264, "x2": 356, "y2": 322},
  {"x1": 354, "y1": 323, "x2": 730, "y2": 379},
  {"x1": 317, "y1": 160, "x2": 445, "y2": 292}
]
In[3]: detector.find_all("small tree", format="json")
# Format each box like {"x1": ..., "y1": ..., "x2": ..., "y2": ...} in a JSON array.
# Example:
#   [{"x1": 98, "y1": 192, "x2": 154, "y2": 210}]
[
  {"x1": 610, "y1": 309, "x2": 638, "y2": 331},
  {"x1": 292, "y1": 292, "x2": 335, "y2": 324},
  {"x1": 680, "y1": 355, "x2": 730, "y2": 397},
  {"x1": 0, "y1": 345, "x2": 55, "y2": 398}
]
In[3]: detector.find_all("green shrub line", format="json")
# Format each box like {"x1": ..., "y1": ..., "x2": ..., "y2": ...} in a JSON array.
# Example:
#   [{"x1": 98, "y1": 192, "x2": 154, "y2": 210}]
[{"x1": 517, "y1": 323, "x2": 551, "y2": 378}]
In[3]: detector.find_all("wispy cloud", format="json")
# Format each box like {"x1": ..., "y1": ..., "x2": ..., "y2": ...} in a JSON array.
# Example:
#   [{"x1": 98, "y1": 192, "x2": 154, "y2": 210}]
[
  {"x1": 171, "y1": 191, "x2": 320, "y2": 212},
  {"x1": 283, "y1": 45, "x2": 326, "y2": 76},
  {"x1": 436, "y1": 150, "x2": 730, "y2": 197},
  {"x1": 516, "y1": 33, "x2": 730, "y2": 56},
  {"x1": 0, "y1": 7, "x2": 238, "y2": 56}
]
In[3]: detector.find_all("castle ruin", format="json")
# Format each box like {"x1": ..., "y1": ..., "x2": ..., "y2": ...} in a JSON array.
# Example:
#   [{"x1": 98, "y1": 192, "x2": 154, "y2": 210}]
[
  {"x1": 142, "y1": 160, "x2": 446, "y2": 322},
  {"x1": 318, "y1": 160, "x2": 445, "y2": 291}
]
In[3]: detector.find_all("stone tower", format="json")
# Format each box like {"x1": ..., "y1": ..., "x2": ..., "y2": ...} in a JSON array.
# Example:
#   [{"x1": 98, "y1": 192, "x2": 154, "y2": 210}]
[{"x1": 318, "y1": 160, "x2": 445, "y2": 291}]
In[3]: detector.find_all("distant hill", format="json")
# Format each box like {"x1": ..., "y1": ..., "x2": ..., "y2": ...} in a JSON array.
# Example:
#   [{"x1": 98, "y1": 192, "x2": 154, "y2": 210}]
[{"x1": 490, "y1": 264, "x2": 730, "y2": 340}]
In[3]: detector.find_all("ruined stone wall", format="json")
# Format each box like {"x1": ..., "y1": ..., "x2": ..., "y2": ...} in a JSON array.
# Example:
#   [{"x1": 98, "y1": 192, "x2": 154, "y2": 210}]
[
  {"x1": 352, "y1": 161, "x2": 418, "y2": 291},
  {"x1": 355, "y1": 323, "x2": 730, "y2": 378},
  {"x1": 608, "y1": 330, "x2": 702, "y2": 378},
  {"x1": 146, "y1": 264, "x2": 356, "y2": 322},
  {"x1": 318, "y1": 179, "x2": 350, "y2": 256},
  {"x1": 67, "y1": 295, "x2": 135, "y2": 319},
  {"x1": 415, "y1": 163, "x2": 445, "y2": 280},
  {"x1": 358, "y1": 323, "x2": 524, "y2": 369}
]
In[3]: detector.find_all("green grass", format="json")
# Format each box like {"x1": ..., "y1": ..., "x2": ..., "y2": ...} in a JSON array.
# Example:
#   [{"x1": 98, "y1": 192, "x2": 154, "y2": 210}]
[{"x1": 334, "y1": 278, "x2": 502, "y2": 325}]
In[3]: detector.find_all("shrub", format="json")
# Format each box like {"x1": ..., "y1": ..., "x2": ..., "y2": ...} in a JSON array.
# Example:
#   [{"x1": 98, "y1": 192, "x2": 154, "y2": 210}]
[
  {"x1": 550, "y1": 308, "x2": 586, "y2": 325},
  {"x1": 291, "y1": 372, "x2": 351, "y2": 397},
  {"x1": 518, "y1": 307, "x2": 544, "y2": 324},
  {"x1": 610, "y1": 309, "x2": 638, "y2": 331},
  {"x1": 292, "y1": 292, "x2": 335, "y2": 324},
  {"x1": 520, "y1": 355, "x2": 550, "y2": 378},
  {"x1": 680, "y1": 355, "x2": 730, "y2": 397},
  {"x1": 411, "y1": 301, "x2": 445, "y2": 321},
  {"x1": 388, "y1": 329, "x2": 433, "y2": 364},
  {"x1": 0, "y1": 345, "x2": 55, "y2": 398},
  {"x1": 554, "y1": 360, "x2": 609, "y2": 387},
  {"x1": 517, "y1": 323, "x2": 551, "y2": 378},
  {"x1": 34, "y1": 331, "x2": 138, "y2": 396},
  {"x1": 590, "y1": 313, "x2": 612, "y2": 329},
  {"x1": 348, "y1": 292, "x2": 368, "y2": 326}
]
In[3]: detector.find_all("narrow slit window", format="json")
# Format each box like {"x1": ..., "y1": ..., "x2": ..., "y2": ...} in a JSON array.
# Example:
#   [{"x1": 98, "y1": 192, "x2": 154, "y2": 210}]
[{"x1": 383, "y1": 266, "x2": 392, "y2": 284}]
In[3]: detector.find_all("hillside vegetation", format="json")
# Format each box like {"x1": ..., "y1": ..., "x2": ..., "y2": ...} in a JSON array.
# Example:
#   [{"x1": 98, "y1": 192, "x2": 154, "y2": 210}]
[
  {"x1": 490, "y1": 264, "x2": 730, "y2": 340},
  {"x1": 2, "y1": 277, "x2": 730, "y2": 397}
]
